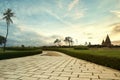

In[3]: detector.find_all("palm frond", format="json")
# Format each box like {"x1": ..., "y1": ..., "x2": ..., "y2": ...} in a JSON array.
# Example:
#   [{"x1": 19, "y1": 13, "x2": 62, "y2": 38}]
[{"x1": 3, "y1": 8, "x2": 14, "y2": 23}]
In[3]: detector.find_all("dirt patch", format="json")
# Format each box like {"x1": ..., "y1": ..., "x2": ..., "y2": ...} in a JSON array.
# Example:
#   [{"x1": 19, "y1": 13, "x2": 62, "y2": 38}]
[{"x1": 42, "y1": 51, "x2": 61, "y2": 56}]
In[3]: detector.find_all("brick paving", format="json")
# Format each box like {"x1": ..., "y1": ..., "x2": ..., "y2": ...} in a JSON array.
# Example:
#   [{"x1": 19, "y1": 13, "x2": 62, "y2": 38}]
[{"x1": 0, "y1": 51, "x2": 120, "y2": 80}]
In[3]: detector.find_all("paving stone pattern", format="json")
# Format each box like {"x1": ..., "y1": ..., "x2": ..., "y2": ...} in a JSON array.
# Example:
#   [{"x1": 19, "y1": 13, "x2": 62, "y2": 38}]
[{"x1": 0, "y1": 51, "x2": 120, "y2": 80}]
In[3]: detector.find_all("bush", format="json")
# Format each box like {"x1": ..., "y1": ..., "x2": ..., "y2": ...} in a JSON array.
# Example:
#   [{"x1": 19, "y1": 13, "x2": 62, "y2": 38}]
[
  {"x1": 74, "y1": 46, "x2": 89, "y2": 50},
  {"x1": 0, "y1": 49, "x2": 42, "y2": 60}
]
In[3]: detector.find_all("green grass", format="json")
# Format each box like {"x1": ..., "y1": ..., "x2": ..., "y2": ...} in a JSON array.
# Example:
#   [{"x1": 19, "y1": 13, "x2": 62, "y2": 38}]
[
  {"x1": 43, "y1": 47, "x2": 120, "y2": 70},
  {"x1": 0, "y1": 48, "x2": 42, "y2": 60},
  {"x1": 72, "y1": 48, "x2": 120, "y2": 58}
]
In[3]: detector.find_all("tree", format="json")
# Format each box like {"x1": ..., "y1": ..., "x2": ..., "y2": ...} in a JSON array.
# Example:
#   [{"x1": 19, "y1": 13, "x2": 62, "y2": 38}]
[
  {"x1": 54, "y1": 39, "x2": 61, "y2": 46},
  {"x1": 2, "y1": 8, "x2": 14, "y2": 52},
  {"x1": 85, "y1": 42, "x2": 88, "y2": 46},
  {"x1": 21, "y1": 45, "x2": 25, "y2": 48},
  {"x1": 0, "y1": 35, "x2": 6, "y2": 45},
  {"x1": 88, "y1": 42, "x2": 91, "y2": 46},
  {"x1": 64, "y1": 36, "x2": 73, "y2": 46}
]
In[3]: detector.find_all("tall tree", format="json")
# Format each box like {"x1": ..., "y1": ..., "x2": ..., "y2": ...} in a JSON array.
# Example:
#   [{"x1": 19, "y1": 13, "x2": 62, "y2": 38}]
[
  {"x1": 64, "y1": 37, "x2": 73, "y2": 46},
  {"x1": 54, "y1": 39, "x2": 61, "y2": 46},
  {"x1": 2, "y1": 8, "x2": 14, "y2": 52}
]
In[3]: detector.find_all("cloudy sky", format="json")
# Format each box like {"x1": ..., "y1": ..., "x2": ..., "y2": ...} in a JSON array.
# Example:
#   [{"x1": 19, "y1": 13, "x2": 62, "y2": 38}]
[{"x1": 0, "y1": 0, "x2": 120, "y2": 46}]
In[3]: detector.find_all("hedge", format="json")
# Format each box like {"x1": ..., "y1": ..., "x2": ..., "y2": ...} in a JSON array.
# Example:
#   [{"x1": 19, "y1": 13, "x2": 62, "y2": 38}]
[
  {"x1": 0, "y1": 49, "x2": 42, "y2": 60},
  {"x1": 5, "y1": 47, "x2": 39, "y2": 51}
]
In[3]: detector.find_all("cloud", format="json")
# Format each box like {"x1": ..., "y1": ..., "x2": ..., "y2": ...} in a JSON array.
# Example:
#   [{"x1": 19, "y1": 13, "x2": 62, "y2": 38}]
[
  {"x1": 63, "y1": 0, "x2": 86, "y2": 20},
  {"x1": 112, "y1": 40, "x2": 120, "y2": 45},
  {"x1": 83, "y1": 32, "x2": 92, "y2": 36},
  {"x1": 88, "y1": 37, "x2": 93, "y2": 39},
  {"x1": 111, "y1": 10, "x2": 120, "y2": 18},
  {"x1": 0, "y1": 23, "x2": 62, "y2": 46},
  {"x1": 45, "y1": 9, "x2": 72, "y2": 26},
  {"x1": 112, "y1": 25, "x2": 120, "y2": 33},
  {"x1": 71, "y1": 9, "x2": 85, "y2": 19},
  {"x1": 58, "y1": 0, "x2": 63, "y2": 9},
  {"x1": 50, "y1": 35, "x2": 63, "y2": 39},
  {"x1": 74, "y1": 11, "x2": 84, "y2": 19},
  {"x1": 68, "y1": 0, "x2": 79, "y2": 11},
  {"x1": 6, "y1": 31, "x2": 56, "y2": 47},
  {"x1": 98, "y1": 0, "x2": 109, "y2": 9},
  {"x1": 98, "y1": 0, "x2": 120, "y2": 9},
  {"x1": 107, "y1": 23, "x2": 120, "y2": 41},
  {"x1": 110, "y1": 23, "x2": 120, "y2": 34},
  {"x1": 63, "y1": 7, "x2": 86, "y2": 20},
  {"x1": 53, "y1": 22, "x2": 112, "y2": 44}
]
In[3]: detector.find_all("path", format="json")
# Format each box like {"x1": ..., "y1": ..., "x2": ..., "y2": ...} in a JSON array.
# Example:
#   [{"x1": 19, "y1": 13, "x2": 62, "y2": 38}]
[{"x1": 0, "y1": 51, "x2": 120, "y2": 80}]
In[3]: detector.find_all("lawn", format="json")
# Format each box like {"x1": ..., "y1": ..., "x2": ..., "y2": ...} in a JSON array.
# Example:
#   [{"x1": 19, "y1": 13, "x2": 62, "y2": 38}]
[
  {"x1": 43, "y1": 47, "x2": 120, "y2": 70},
  {"x1": 61, "y1": 48, "x2": 120, "y2": 58}
]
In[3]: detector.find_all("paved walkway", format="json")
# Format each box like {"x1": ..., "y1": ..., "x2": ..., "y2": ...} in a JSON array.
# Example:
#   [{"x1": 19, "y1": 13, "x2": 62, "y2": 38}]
[{"x1": 0, "y1": 51, "x2": 120, "y2": 80}]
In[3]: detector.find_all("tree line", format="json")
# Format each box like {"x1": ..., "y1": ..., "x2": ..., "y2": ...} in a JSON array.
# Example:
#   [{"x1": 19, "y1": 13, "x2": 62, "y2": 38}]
[{"x1": 54, "y1": 36, "x2": 73, "y2": 46}]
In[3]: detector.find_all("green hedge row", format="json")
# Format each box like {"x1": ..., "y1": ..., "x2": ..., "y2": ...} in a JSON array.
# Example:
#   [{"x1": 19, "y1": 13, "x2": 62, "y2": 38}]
[
  {"x1": 43, "y1": 48, "x2": 120, "y2": 70},
  {"x1": 0, "y1": 49, "x2": 42, "y2": 60},
  {"x1": 5, "y1": 47, "x2": 39, "y2": 51}
]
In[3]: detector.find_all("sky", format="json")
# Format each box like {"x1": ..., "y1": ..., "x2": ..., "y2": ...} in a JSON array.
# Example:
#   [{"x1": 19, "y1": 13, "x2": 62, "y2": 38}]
[{"x1": 0, "y1": 0, "x2": 120, "y2": 46}]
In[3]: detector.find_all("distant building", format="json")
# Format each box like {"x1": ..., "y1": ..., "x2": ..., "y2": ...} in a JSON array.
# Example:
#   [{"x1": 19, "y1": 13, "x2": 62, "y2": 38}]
[
  {"x1": 102, "y1": 40, "x2": 105, "y2": 45},
  {"x1": 102, "y1": 35, "x2": 112, "y2": 47}
]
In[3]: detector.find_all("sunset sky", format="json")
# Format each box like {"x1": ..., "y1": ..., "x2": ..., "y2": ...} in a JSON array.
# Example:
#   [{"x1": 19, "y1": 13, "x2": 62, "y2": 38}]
[{"x1": 0, "y1": 0, "x2": 120, "y2": 46}]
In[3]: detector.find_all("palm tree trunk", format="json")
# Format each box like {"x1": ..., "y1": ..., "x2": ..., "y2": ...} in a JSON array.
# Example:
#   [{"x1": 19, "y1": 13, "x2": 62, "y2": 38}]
[{"x1": 3, "y1": 23, "x2": 9, "y2": 52}]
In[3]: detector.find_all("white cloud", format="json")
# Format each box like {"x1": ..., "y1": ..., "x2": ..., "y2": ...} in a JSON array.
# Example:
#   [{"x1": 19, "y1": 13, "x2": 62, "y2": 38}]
[
  {"x1": 98, "y1": 0, "x2": 119, "y2": 9},
  {"x1": 5, "y1": 20, "x2": 116, "y2": 46},
  {"x1": 71, "y1": 9, "x2": 85, "y2": 19},
  {"x1": 45, "y1": 9, "x2": 72, "y2": 26},
  {"x1": 68, "y1": 0, "x2": 79, "y2": 11},
  {"x1": 74, "y1": 11, "x2": 84, "y2": 19},
  {"x1": 108, "y1": 23, "x2": 120, "y2": 41},
  {"x1": 52, "y1": 22, "x2": 113, "y2": 45},
  {"x1": 63, "y1": 8, "x2": 85, "y2": 20},
  {"x1": 58, "y1": 1, "x2": 63, "y2": 9},
  {"x1": 6, "y1": 23, "x2": 64, "y2": 46},
  {"x1": 111, "y1": 10, "x2": 120, "y2": 18},
  {"x1": 62, "y1": 0, "x2": 86, "y2": 20}
]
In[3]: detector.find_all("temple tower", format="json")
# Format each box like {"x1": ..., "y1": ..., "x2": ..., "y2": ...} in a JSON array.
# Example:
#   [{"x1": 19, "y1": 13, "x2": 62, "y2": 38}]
[{"x1": 102, "y1": 35, "x2": 112, "y2": 47}]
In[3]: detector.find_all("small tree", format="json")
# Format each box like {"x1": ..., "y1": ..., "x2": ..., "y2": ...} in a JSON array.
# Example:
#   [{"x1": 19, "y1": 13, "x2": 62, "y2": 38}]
[
  {"x1": 85, "y1": 42, "x2": 88, "y2": 46},
  {"x1": 88, "y1": 42, "x2": 91, "y2": 46},
  {"x1": 21, "y1": 45, "x2": 25, "y2": 48},
  {"x1": 54, "y1": 39, "x2": 61, "y2": 46}
]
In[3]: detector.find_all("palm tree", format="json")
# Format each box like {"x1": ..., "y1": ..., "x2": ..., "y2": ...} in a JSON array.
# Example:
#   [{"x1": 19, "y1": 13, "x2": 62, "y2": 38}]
[
  {"x1": 54, "y1": 39, "x2": 61, "y2": 46},
  {"x1": 3, "y1": 8, "x2": 14, "y2": 52},
  {"x1": 64, "y1": 37, "x2": 73, "y2": 46}
]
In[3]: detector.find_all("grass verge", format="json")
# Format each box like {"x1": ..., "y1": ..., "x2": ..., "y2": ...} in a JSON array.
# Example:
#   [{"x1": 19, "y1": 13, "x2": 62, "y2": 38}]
[{"x1": 43, "y1": 47, "x2": 120, "y2": 70}]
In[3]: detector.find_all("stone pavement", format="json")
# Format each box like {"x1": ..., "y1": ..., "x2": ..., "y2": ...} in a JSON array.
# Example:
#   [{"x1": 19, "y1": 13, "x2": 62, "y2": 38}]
[{"x1": 0, "y1": 51, "x2": 120, "y2": 80}]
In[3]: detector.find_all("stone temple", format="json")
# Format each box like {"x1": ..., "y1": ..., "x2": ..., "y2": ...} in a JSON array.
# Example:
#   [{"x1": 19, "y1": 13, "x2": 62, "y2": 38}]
[{"x1": 102, "y1": 35, "x2": 112, "y2": 47}]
